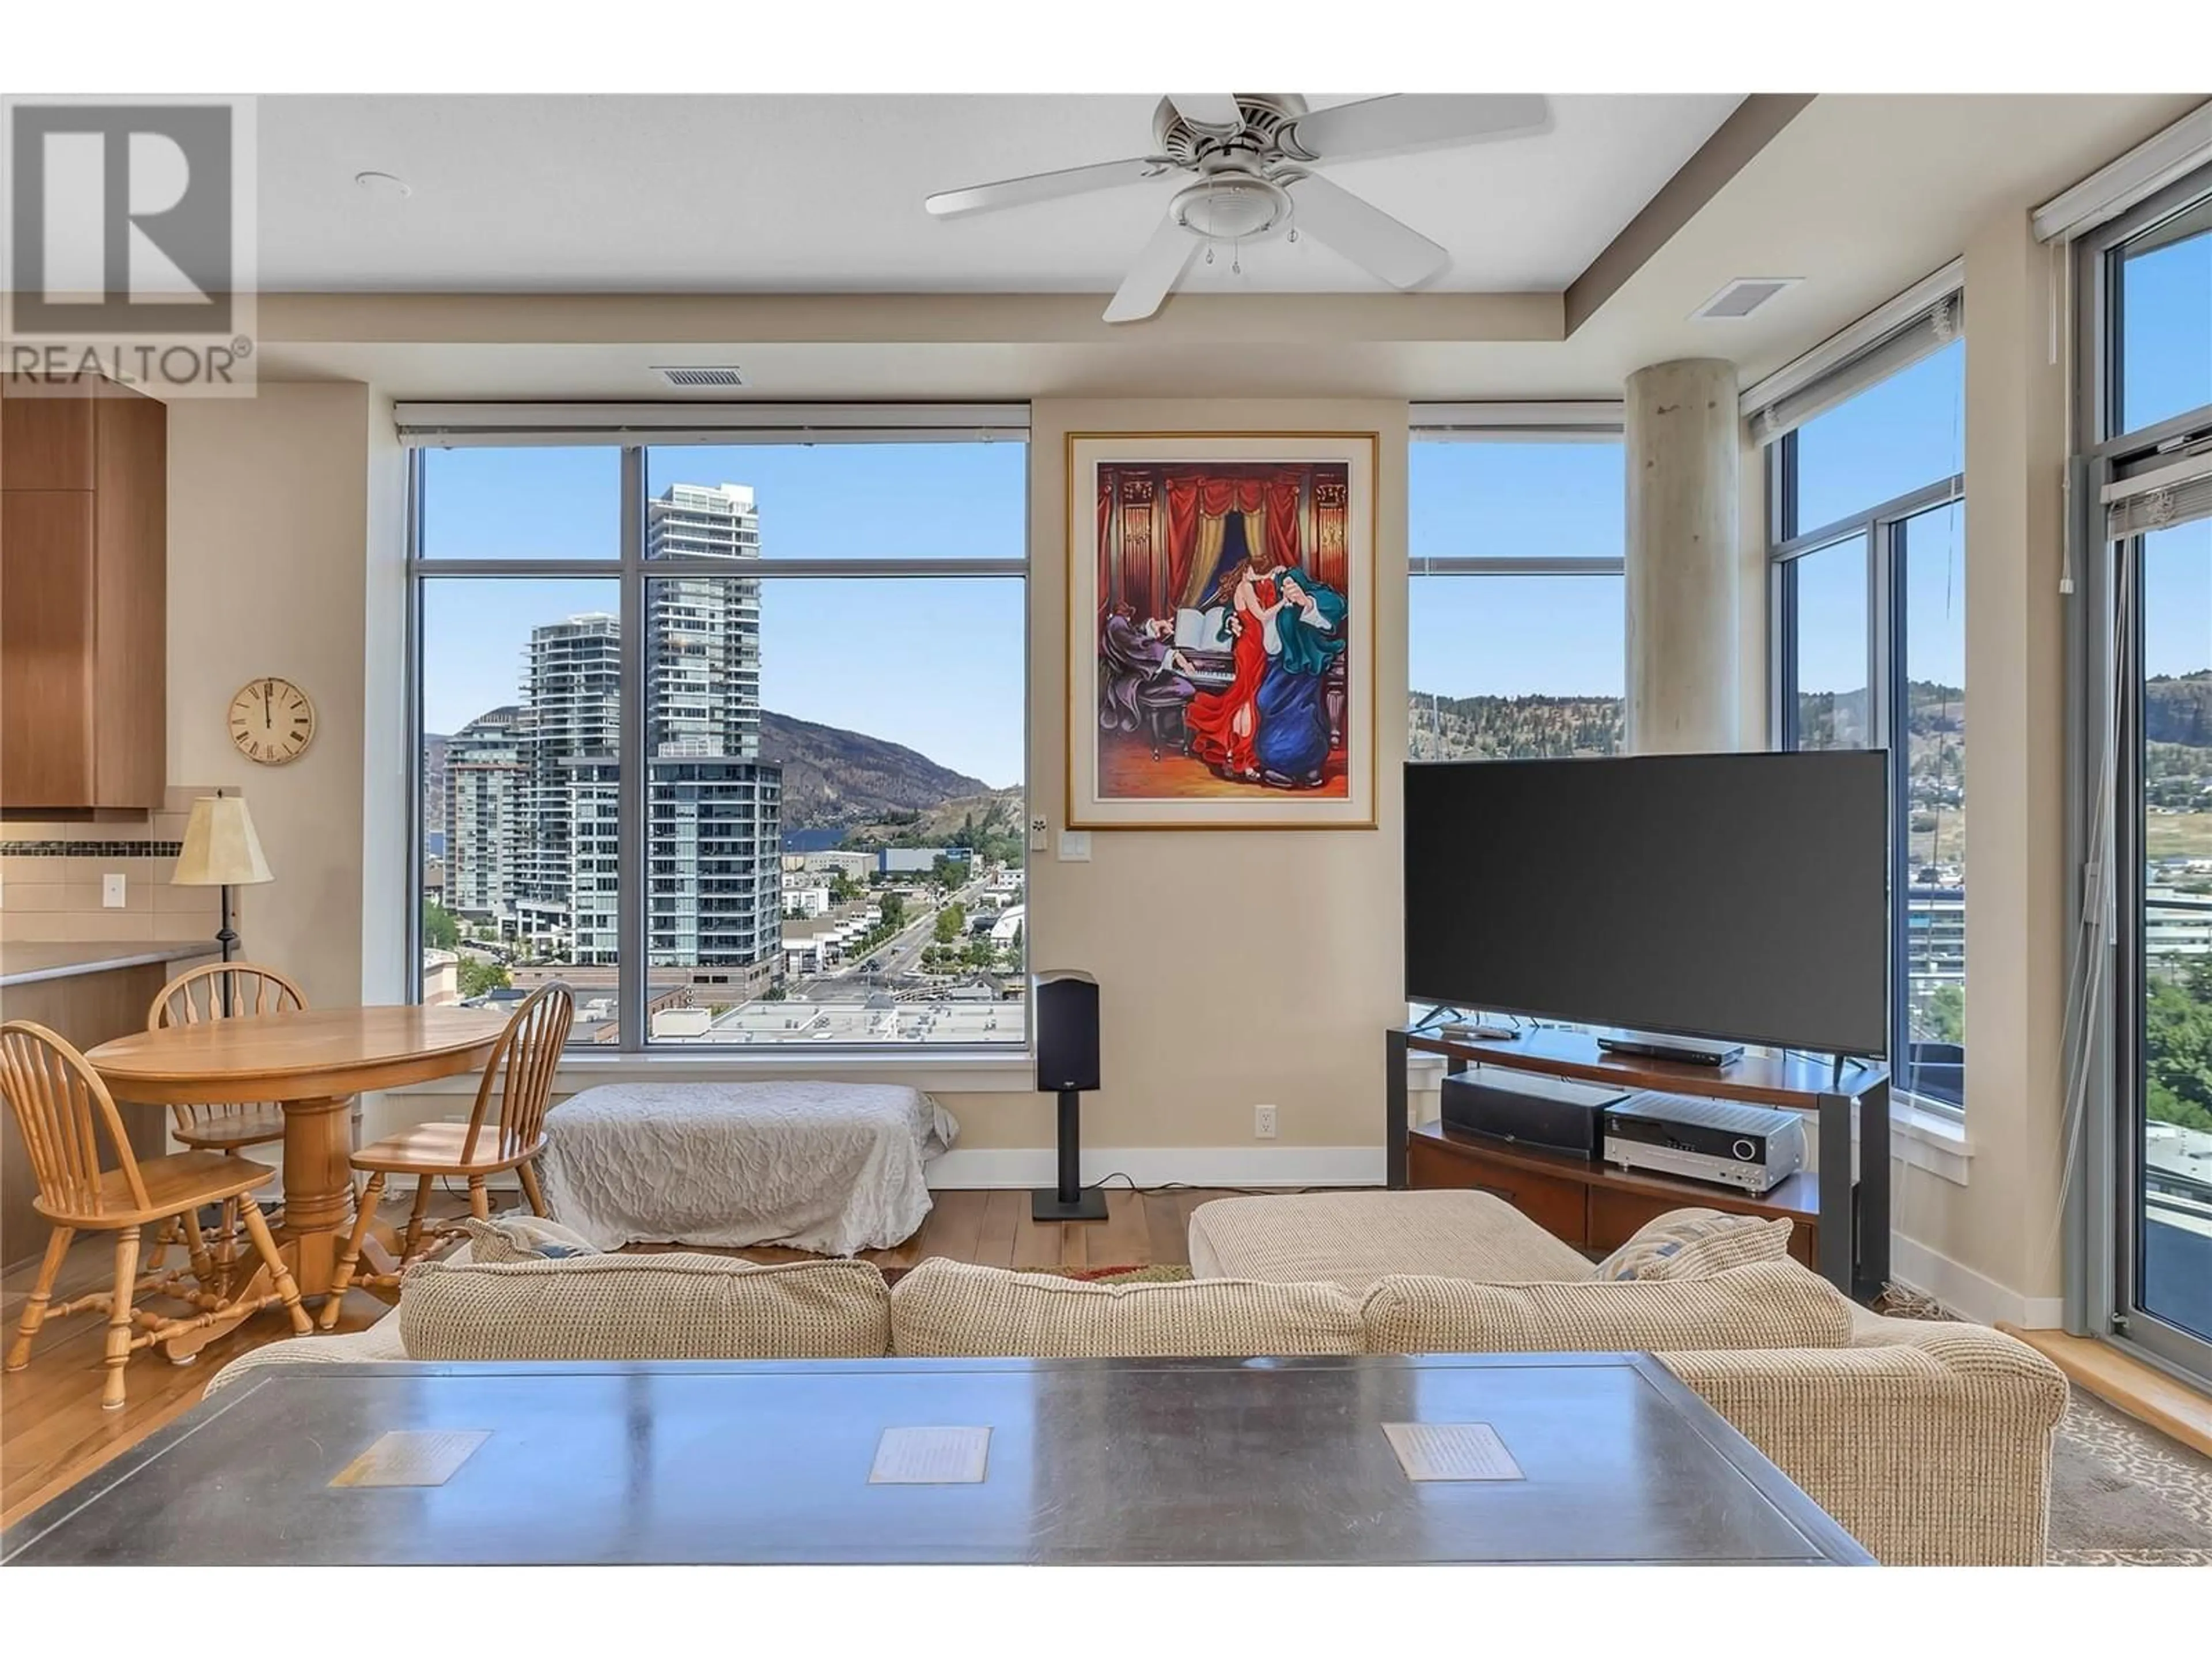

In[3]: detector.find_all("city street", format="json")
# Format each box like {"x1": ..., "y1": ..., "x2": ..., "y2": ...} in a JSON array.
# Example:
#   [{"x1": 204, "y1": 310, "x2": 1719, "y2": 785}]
[{"x1": 787, "y1": 876, "x2": 994, "y2": 997}]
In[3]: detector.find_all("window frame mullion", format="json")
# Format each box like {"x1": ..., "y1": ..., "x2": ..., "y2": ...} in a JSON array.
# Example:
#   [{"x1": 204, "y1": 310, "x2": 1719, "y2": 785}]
[{"x1": 617, "y1": 445, "x2": 646, "y2": 1054}]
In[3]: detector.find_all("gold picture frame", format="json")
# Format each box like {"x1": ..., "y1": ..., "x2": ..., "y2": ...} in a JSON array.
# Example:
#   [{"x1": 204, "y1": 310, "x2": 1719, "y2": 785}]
[{"x1": 1066, "y1": 430, "x2": 1378, "y2": 830}]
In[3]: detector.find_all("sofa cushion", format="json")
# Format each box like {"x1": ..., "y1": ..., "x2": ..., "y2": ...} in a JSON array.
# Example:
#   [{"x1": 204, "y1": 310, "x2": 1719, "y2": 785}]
[
  {"x1": 1592, "y1": 1208, "x2": 1793, "y2": 1281},
  {"x1": 397, "y1": 1253, "x2": 890, "y2": 1361},
  {"x1": 1187, "y1": 1190, "x2": 1596, "y2": 1293},
  {"x1": 460, "y1": 1214, "x2": 603, "y2": 1263},
  {"x1": 889, "y1": 1258, "x2": 1365, "y2": 1358},
  {"x1": 1360, "y1": 1260, "x2": 1853, "y2": 1355}
]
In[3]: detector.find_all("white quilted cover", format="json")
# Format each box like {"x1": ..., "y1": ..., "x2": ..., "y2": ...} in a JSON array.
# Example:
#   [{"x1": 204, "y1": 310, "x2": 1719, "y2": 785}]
[{"x1": 537, "y1": 1082, "x2": 958, "y2": 1256}]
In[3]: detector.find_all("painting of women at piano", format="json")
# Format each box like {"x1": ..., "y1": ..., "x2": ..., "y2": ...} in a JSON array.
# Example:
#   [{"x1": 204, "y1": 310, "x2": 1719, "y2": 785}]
[{"x1": 1067, "y1": 434, "x2": 1374, "y2": 831}]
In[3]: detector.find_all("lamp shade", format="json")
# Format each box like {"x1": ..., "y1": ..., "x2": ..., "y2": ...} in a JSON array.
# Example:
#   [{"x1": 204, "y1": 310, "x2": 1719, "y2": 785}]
[{"x1": 173, "y1": 796, "x2": 274, "y2": 887}]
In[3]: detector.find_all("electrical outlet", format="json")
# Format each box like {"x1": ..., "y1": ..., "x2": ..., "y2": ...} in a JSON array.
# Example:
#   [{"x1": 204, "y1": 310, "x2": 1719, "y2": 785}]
[
  {"x1": 1028, "y1": 815, "x2": 1049, "y2": 853},
  {"x1": 1253, "y1": 1104, "x2": 1278, "y2": 1141},
  {"x1": 102, "y1": 873, "x2": 127, "y2": 908}
]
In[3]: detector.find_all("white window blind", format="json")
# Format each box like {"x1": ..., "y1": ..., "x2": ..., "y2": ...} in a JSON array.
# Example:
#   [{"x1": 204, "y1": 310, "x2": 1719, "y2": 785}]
[
  {"x1": 2033, "y1": 101, "x2": 2212, "y2": 244},
  {"x1": 392, "y1": 403, "x2": 1029, "y2": 448},
  {"x1": 2104, "y1": 453, "x2": 2212, "y2": 540},
  {"x1": 1745, "y1": 288, "x2": 1964, "y2": 445}
]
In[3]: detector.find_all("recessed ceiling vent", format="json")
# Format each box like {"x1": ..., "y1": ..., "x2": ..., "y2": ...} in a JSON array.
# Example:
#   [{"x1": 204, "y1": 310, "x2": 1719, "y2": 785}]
[
  {"x1": 655, "y1": 365, "x2": 747, "y2": 388},
  {"x1": 1691, "y1": 278, "x2": 1800, "y2": 321}
]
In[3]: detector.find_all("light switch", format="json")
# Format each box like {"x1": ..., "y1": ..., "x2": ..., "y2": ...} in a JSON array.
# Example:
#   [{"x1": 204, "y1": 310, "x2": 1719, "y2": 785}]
[
  {"x1": 102, "y1": 873, "x2": 127, "y2": 908},
  {"x1": 1057, "y1": 830, "x2": 1091, "y2": 863},
  {"x1": 1028, "y1": 815, "x2": 1049, "y2": 853}
]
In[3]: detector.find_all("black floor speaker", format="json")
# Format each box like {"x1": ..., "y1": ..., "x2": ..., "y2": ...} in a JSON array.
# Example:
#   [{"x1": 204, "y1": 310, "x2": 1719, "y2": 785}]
[{"x1": 1033, "y1": 970, "x2": 1107, "y2": 1221}]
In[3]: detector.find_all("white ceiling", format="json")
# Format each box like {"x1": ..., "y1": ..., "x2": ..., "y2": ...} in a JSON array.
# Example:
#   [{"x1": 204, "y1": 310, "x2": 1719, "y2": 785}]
[
  {"x1": 257, "y1": 93, "x2": 1743, "y2": 295},
  {"x1": 250, "y1": 94, "x2": 2205, "y2": 402}
]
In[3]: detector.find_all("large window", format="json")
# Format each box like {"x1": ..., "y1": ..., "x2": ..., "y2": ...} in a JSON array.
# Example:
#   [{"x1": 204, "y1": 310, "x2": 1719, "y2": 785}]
[
  {"x1": 1407, "y1": 429, "x2": 1626, "y2": 761},
  {"x1": 1768, "y1": 327, "x2": 1965, "y2": 1106},
  {"x1": 408, "y1": 422, "x2": 1028, "y2": 1051},
  {"x1": 2076, "y1": 160, "x2": 2212, "y2": 1382}
]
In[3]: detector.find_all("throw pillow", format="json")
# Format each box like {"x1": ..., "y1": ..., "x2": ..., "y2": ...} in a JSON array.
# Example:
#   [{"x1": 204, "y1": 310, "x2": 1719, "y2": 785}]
[
  {"x1": 460, "y1": 1213, "x2": 604, "y2": 1263},
  {"x1": 1361, "y1": 1260, "x2": 1852, "y2": 1355},
  {"x1": 1593, "y1": 1208, "x2": 1793, "y2": 1281}
]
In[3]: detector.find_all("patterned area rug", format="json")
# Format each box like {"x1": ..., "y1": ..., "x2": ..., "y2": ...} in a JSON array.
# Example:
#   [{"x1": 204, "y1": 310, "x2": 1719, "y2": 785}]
[
  {"x1": 2046, "y1": 1391, "x2": 2212, "y2": 1565},
  {"x1": 1015, "y1": 1268, "x2": 2212, "y2": 1562}
]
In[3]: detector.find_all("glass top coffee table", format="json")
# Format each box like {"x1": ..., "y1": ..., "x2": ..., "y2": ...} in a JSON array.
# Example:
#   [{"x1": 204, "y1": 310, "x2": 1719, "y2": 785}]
[{"x1": 2, "y1": 1351, "x2": 1870, "y2": 1566}]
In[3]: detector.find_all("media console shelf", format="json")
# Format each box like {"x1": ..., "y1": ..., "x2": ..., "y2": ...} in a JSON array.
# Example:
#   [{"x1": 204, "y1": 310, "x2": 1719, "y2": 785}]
[{"x1": 1385, "y1": 1025, "x2": 1889, "y2": 1300}]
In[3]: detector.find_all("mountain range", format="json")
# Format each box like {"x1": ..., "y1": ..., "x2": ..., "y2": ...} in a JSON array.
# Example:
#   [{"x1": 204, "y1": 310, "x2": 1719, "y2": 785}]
[
  {"x1": 757, "y1": 709, "x2": 993, "y2": 834},
  {"x1": 427, "y1": 669, "x2": 2210, "y2": 849}
]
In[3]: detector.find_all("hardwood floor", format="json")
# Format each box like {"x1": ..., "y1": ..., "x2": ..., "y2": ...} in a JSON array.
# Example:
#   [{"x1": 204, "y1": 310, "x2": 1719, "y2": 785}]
[
  {"x1": 2000, "y1": 1324, "x2": 2212, "y2": 1460},
  {"x1": 0, "y1": 1184, "x2": 1224, "y2": 1529}
]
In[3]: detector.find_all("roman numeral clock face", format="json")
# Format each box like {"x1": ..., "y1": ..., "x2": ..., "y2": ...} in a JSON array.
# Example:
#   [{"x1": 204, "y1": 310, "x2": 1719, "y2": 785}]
[{"x1": 227, "y1": 677, "x2": 317, "y2": 766}]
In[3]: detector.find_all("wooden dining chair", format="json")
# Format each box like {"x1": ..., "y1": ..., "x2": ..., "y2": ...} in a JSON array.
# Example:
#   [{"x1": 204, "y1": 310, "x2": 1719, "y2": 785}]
[
  {"x1": 319, "y1": 983, "x2": 573, "y2": 1327},
  {"x1": 145, "y1": 962, "x2": 306, "y2": 1289},
  {"x1": 0, "y1": 1021, "x2": 310, "y2": 1410}
]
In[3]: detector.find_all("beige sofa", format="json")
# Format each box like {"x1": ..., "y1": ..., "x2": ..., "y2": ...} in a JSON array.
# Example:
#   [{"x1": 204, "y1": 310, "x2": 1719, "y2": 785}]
[
  {"x1": 1188, "y1": 1191, "x2": 2070, "y2": 1567},
  {"x1": 207, "y1": 1191, "x2": 2068, "y2": 1566}
]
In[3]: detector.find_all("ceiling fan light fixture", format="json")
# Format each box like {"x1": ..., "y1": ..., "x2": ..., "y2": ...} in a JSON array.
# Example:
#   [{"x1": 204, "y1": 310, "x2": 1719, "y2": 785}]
[{"x1": 1170, "y1": 172, "x2": 1289, "y2": 242}]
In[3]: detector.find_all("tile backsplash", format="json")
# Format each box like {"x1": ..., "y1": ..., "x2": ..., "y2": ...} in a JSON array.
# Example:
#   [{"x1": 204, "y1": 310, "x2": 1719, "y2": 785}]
[{"x1": 0, "y1": 786, "x2": 228, "y2": 944}]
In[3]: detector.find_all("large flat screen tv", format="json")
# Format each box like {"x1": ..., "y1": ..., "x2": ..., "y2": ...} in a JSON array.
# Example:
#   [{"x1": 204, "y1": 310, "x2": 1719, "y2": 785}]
[{"x1": 1404, "y1": 751, "x2": 1889, "y2": 1057}]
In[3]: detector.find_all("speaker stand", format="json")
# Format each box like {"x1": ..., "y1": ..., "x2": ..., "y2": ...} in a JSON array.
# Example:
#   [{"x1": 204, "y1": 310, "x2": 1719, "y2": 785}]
[{"x1": 1032, "y1": 1088, "x2": 1108, "y2": 1222}]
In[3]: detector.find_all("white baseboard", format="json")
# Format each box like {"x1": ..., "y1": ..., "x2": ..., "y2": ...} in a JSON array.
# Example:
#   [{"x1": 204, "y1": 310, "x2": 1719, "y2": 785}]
[
  {"x1": 1891, "y1": 1233, "x2": 2065, "y2": 1328},
  {"x1": 925, "y1": 1145, "x2": 1384, "y2": 1191}
]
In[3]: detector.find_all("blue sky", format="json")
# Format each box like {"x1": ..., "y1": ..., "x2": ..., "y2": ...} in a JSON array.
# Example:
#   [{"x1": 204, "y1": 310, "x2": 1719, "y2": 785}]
[
  {"x1": 421, "y1": 235, "x2": 2208, "y2": 775},
  {"x1": 419, "y1": 443, "x2": 1028, "y2": 786}
]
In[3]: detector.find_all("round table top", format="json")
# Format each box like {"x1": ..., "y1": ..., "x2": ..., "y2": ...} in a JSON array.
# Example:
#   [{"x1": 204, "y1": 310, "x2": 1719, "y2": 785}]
[{"x1": 86, "y1": 1004, "x2": 510, "y2": 1105}]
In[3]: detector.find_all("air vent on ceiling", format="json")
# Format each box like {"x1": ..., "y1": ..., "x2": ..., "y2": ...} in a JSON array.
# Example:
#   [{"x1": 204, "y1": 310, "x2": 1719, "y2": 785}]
[
  {"x1": 1691, "y1": 278, "x2": 1801, "y2": 321},
  {"x1": 655, "y1": 365, "x2": 747, "y2": 388}
]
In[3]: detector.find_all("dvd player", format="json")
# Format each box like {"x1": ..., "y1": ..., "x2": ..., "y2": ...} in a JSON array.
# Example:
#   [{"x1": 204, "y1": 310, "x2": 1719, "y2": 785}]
[
  {"x1": 1601, "y1": 1093, "x2": 1805, "y2": 1195},
  {"x1": 1596, "y1": 1032, "x2": 1745, "y2": 1067}
]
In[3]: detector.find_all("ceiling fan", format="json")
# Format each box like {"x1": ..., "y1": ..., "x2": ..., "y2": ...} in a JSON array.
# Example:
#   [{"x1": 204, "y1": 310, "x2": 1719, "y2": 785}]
[{"x1": 923, "y1": 93, "x2": 1551, "y2": 324}]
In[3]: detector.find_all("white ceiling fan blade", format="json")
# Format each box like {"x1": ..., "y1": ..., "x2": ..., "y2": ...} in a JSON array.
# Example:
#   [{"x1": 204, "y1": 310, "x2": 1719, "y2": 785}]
[
  {"x1": 926, "y1": 156, "x2": 1162, "y2": 219},
  {"x1": 1289, "y1": 94, "x2": 1551, "y2": 161},
  {"x1": 1103, "y1": 214, "x2": 1198, "y2": 325},
  {"x1": 1285, "y1": 173, "x2": 1448, "y2": 290},
  {"x1": 1169, "y1": 94, "x2": 1243, "y2": 129}
]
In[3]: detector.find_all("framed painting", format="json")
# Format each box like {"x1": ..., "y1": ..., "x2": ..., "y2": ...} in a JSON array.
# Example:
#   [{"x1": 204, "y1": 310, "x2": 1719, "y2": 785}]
[{"x1": 1066, "y1": 431, "x2": 1377, "y2": 830}]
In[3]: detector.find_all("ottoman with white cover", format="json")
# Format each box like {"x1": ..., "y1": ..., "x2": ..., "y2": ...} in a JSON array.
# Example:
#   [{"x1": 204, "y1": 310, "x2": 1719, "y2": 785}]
[{"x1": 537, "y1": 1082, "x2": 958, "y2": 1256}]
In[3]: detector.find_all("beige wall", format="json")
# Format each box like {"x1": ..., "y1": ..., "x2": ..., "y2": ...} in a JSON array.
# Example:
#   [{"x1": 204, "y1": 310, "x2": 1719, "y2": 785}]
[
  {"x1": 936, "y1": 399, "x2": 1411, "y2": 1154},
  {"x1": 1886, "y1": 206, "x2": 2071, "y2": 1317},
  {"x1": 167, "y1": 384, "x2": 374, "y2": 1009}
]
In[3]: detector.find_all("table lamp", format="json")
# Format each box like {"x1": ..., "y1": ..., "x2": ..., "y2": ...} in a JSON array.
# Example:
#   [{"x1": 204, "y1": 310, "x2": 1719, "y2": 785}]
[{"x1": 172, "y1": 792, "x2": 273, "y2": 963}]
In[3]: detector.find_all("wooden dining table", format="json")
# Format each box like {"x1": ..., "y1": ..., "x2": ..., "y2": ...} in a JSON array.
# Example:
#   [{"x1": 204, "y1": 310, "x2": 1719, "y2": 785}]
[{"x1": 85, "y1": 1005, "x2": 510, "y2": 1358}]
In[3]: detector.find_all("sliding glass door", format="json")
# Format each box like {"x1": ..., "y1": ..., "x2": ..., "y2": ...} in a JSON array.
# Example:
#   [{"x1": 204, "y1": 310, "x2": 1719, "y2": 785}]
[
  {"x1": 2123, "y1": 517, "x2": 2212, "y2": 1359},
  {"x1": 2081, "y1": 161, "x2": 2212, "y2": 1385}
]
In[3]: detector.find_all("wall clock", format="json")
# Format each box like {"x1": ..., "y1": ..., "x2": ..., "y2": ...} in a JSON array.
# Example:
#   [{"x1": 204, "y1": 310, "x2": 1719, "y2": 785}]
[{"x1": 228, "y1": 676, "x2": 317, "y2": 766}]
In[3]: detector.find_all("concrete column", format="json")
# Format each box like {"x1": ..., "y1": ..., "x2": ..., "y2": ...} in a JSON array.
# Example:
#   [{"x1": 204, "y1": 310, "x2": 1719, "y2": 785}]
[{"x1": 1624, "y1": 358, "x2": 1741, "y2": 753}]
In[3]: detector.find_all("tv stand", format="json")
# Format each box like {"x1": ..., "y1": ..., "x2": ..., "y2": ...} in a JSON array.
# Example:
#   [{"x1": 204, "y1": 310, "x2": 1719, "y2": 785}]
[{"x1": 1385, "y1": 1025, "x2": 1889, "y2": 1301}]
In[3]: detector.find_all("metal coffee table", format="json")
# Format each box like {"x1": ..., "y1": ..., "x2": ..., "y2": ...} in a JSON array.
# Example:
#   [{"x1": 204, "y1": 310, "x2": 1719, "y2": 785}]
[{"x1": 2, "y1": 1351, "x2": 1870, "y2": 1566}]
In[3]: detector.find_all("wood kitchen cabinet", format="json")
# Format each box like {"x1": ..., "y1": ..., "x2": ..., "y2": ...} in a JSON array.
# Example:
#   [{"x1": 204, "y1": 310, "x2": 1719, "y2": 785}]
[{"x1": 0, "y1": 377, "x2": 166, "y2": 812}]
